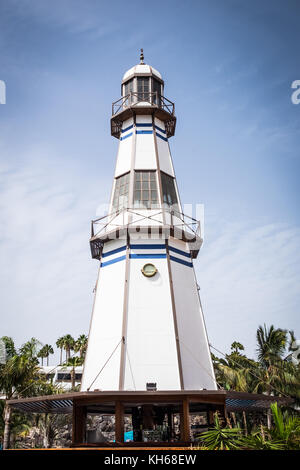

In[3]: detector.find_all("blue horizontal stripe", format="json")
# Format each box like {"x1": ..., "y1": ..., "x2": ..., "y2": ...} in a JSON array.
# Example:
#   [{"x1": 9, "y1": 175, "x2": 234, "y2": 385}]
[
  {"x1": 130, "y1": 244, "x2": 166, "y2": 250},
  {"x1": 102, "y1": 245, "x2": 126, "y2": 258},
  {"x1": 156, "y1": 132, "x2": 168, "y2": 142},
  {"x1": 101, "y1": 255, "x2": 126, "y2": 267},
  {"x1": 136, "y1": 130, "x2": 153, "y2": 135},
  {"x1": 169, "y1": 255, "x2": 193, "y2": 268},
  {"x1": 121, "y1": 124, "x2": 133, "y2": 133},
  {"x1": 136, "y1": 123, "x2": 153, "y2": 127},
  {"x1": 120, "y1": 132, "x2": 133, "y2": 141},
  {"x1": 130, "y1": 254, "x2": 166, "y2": 259},
  {"x1": 168, "y1": 246, "x2": 191, "y2": 259},
  {"x1": 155, "y1": 125, "x2": 166, "y2": 134}
]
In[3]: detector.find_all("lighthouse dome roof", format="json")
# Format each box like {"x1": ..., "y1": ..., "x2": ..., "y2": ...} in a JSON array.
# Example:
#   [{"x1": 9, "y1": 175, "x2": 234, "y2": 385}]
[{"x1": 122, "y1": 63, "x2": 162, "y2": 82}]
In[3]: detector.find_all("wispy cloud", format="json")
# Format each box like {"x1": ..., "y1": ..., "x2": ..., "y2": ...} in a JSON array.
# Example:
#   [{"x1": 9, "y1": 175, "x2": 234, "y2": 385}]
[
  {"x1": 197, "y1": 219, "x2": 300, "y2": 358},
  {"x1": 0, "y1": 148, "x2": 108, "y2": 358}
]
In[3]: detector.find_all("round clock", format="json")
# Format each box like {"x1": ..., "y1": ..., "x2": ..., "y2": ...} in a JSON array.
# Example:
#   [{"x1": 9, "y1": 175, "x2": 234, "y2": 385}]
[{"x1": 141, "y1": 263, "x2": 157, "y2": 278}]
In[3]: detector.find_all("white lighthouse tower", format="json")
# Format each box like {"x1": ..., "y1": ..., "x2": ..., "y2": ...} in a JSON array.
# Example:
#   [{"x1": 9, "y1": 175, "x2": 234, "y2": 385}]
[{"x1": 81, "y1": 50, "x2": 217, "y2": 393}]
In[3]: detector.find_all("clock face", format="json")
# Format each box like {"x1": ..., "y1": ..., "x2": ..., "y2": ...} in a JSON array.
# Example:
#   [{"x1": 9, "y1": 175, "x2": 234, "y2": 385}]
[{"x1": 141, "y1": 263, "x2": 157, "y2": 278}]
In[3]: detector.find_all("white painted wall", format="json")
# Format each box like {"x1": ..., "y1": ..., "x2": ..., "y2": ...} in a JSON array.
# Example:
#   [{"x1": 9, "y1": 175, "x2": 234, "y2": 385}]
[
  {"x1": 124, "y1": 238, "x2": 181, "y2": 390},
  {"x1": 81, "y1": 239, "x2": 127, "y2": 391},
  {"x1": 114, "y1": 118, "x2": 134, "y2": 177},
  {"x1": 169, "y1": 238, "x2": 217, "y2": 390}
]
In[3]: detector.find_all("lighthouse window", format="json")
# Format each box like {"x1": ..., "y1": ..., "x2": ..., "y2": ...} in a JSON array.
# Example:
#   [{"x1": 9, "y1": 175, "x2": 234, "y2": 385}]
[
  {"x1": 124, "y1": 78, "x2": 134, "y2": 104},
  {"x1": 112, "y1": 172, "x2": 130, "y2": 212},
  {"x1": 137, "y1": 77, "x2": 149, "y2": 101},
  {"x1": 152, "y1": 78, "x2": 161, "y2": 106},
  {"x1": 134, "y1": 171, "x2": 158, "y2": 209},
  {"x1": 161, "y1": 172, "x2": 178, "y2": 209}
]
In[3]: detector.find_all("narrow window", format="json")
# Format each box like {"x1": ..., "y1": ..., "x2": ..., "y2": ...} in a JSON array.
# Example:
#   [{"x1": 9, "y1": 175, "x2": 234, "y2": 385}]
[
  {"x1": 124, "y1": 78, "x2": 134, "y2": 104},
  {"x1": 137, "y1": 77, "x2": 149, "y2": 102},
  {"x1": 152, "y1": 78, "x2": 161, "y2": 106},
  {"x1": 112, "y1": 172, "x2": 130, "y2": 212},
  {"x1": 161, "y1": 172, "x2": 178, "y2": 209},
  {"x1": 134, "y1": 171, "x2": 158, "y2": 209}
]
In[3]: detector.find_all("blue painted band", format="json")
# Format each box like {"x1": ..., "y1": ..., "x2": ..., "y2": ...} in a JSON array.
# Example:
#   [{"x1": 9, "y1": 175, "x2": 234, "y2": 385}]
[
  {"x1": 168, "y1": 245, "x2": 191, "y2": 259},
  {"x1": 136, "y1": 123, "x2": 153, "y2": 127},
  {"x1": 156, "y1": 133, "x2": 168, "y2": 142},
  {"x1": 155, "y1": 125, "x2": 166, "y2": 134},
  {"x1": 121, "y1": 124, "x2": 133, "y2": 133},
  {"x1": 102, "y1": 245, "x2": 126, "y2": 258},
  {"x1": 136, "y1": 130, "x2": 153, "y2": 135},
  {"x1": 101, "y1": 255, "x2": 126, "y2": 267},
  {"x1": 169, "y1": 255, "x2": 193, "y2": 268},
  {"x1": 130, "y1": 244, "x2": 166, "y2": 250},
  {"x1": 130, "y1": 254, "x2": 166, "y2": 259},
  {"x1": 120, "y1": 132, "x2": 133, "y2": 141}
]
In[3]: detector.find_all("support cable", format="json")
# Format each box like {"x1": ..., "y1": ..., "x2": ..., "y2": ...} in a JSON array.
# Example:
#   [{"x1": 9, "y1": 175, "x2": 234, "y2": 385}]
[
  {"x1": 87, "y1": 337, "x2": 124, "y2": 392},
  {"x1": 178, "y1": 338, "x2": 223, "y2": 390},
  {"x1": 126, "y1": 344, "x2": 136, "y2": 391}
]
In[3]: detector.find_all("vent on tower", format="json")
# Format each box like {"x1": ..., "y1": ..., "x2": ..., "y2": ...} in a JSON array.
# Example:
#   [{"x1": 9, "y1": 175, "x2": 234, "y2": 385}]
[{"x1": 146, "y1": 382, "x2": 157, "y2": 391}]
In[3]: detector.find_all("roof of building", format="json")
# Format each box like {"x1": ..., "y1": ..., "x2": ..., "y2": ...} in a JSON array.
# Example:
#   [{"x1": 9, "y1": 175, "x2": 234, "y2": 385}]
[
  {"x1": 122, "y1": 49, "x2": 162, "y2": 82},
  {"x1": 122, "y1": 64, "x2": 162, "y2": 82},
  {"x1": 7, "y1": 390, "x2": 294, "y2": 414}
]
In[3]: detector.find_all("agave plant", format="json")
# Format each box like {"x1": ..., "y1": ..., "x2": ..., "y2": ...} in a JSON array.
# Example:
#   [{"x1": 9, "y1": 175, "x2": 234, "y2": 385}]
[
  {"x1": 198, "y1": 413, "x2": 243, "y2": 450},
  {"x1": 241, "y1": 429, "x2": 285, "y2": 450}
]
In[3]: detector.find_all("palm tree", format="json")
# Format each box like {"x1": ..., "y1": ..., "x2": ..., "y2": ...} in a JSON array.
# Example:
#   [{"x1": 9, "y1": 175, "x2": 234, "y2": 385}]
[
  {"x1": 44, "y1": 345, "x2": 54, "y2": 366},
  {"x1": 64, "y1": 356, "x2": 84, "y2": 389},
  {"x1": 74, "y1": 335, "x2": 88, "y2": 359},
  {"x1": 61, "y1": 335, "x2": 75, "y2": 362},
  {"x1": 231, "y1": 342, "x2": 245, "y2": 354},
  {"x1": 0, "y1": 352, "x2": 40, "y2": 448},
  {"x1": 0, "y1": 336, "x2": 16, "y2": 359},
  {"x1": 37, "y1": 347, "x2": 47, "y2": 366},
  {"x1": 19, "y1": 337, "x2": 42, "y2": 360},
  {"x1": 256, "y1": 324, "x2": 287, "y2": 368},
  {"x1": 56, "y1": 337, "x2": 64, "y2": 365}
]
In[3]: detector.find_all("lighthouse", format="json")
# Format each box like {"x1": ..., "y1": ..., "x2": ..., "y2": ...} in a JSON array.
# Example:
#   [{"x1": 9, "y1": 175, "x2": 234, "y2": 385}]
[
  {"x1": 81, "y1": 50, "x2": 217, "y2": 393},
  {"x1": 8, "y1": 52, "x2": 292, "y2": 448}
]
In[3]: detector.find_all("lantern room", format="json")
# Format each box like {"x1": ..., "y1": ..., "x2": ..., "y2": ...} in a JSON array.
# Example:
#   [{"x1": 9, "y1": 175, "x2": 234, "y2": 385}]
[{"x1": 111, "y1": 49, "x2": 176, "y2": 139}]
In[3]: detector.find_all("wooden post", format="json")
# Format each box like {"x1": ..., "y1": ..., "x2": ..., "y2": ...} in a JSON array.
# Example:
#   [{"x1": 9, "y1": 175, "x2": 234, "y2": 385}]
[
  {"x1": 167, "y1": 407, "x2": 173, "y2": 439},
  {"x1": 72, "y1": 402, "x2": 86, "y2": 446},
  {"x1": 180, "y1": 397, "x2": 190, "y2": 442},
  {"x1": 115, "y1": 400, "x2": 124, "y2": 444}
]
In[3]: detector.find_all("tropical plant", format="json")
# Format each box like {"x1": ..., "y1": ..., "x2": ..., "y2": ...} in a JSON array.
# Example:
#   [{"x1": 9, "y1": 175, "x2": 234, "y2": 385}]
[
  {"x1": 0, "y1": 351, "x2": 40, "y2": 448},
  {"x1": 256, "y1": 325, "x2": 287, "y2": 368},
  {"x1": 56, "y1": 337, "x2": 64, "y2": 365},
  {"x1": 64, "y1": 356, "x2": 84, "y2": 389},
  {"x1": 0, "y1": 336, "x2": 16, "y2": 359},
  {"x1": 269, "y1": 402, "x2": 300, "y2": 449},
  {"x1": 241, "y1": 428, "x2": 285, "y2": 450},
  {"x1": 231, "y1": 342, "x2": 245, "y2": 354},
  {"x1": 36, "y1": 413, "x2": 72, "y2": 448},
  {"x1": 61, "y1": 335, "x2": 75, "y2": 362},
  {"x1": 74, "y1": 335, "x2": 88, "y2": 359},
  {"x1": 38, "y1": 344, "x2": 54, "y2": 366},
  {"x1": 198, "y1": 413, "x2": 243, "y2": 450}
]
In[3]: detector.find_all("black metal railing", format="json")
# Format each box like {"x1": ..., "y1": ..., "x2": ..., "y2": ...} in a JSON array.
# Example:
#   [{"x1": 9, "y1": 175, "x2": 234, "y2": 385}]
[{"x1": 112, "y1": 92, "x2": 175, "y2": 117}]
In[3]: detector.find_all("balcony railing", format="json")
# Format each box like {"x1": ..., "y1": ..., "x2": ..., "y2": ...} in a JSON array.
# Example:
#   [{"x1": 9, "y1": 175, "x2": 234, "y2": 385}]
[
  {"x1": 89, "y1": 207, "x2": 202, "y2": 260},
  {"x1": 112, "y1": 92, "x2": 175, "y2": 117}
]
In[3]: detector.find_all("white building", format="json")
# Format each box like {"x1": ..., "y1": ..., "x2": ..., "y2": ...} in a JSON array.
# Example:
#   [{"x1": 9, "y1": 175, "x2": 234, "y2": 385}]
[{"x1": 39, "y1": 366, "x2": 83, "y2": 391}]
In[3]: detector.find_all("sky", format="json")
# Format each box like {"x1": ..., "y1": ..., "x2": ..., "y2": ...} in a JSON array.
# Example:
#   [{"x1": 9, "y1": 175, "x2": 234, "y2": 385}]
[{"x1": 0, "y1": 0, "x2": 299, "y2": 364}]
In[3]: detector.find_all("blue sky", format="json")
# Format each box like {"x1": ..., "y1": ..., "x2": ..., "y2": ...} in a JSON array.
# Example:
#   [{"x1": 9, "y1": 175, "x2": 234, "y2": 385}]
[{"x1": 0, "y1": 0, "x2": 299, "y2": 363}]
